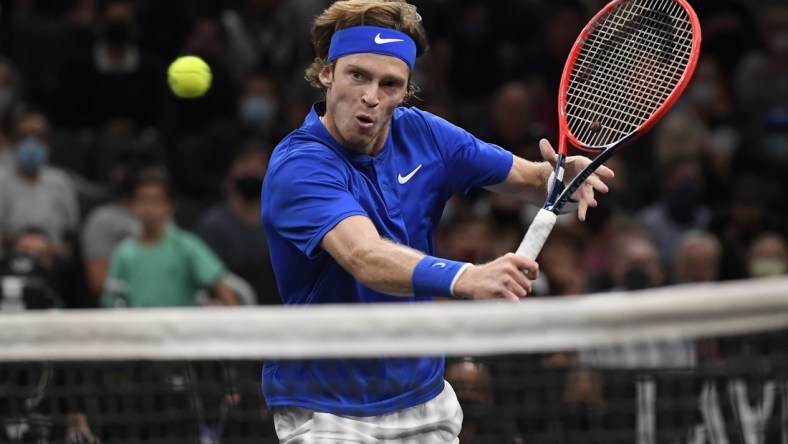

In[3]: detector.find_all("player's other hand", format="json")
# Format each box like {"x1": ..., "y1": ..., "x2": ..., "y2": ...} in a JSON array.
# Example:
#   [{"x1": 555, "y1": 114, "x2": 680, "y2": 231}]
[
  {"x1": 452, "y1": 253, "x2": 538, "y2": 302},
  {"x1": 539, "y1": 139, "x2": 615, "y2": 221}
]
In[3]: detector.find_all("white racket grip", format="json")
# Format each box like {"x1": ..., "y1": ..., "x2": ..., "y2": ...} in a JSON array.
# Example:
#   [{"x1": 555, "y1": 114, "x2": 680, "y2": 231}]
[{"x1": 516, "y1": 209, "x2": 558, "y2": 260}]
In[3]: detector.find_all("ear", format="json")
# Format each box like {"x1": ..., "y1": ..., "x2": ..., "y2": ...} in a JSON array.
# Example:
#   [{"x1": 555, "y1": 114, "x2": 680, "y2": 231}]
[{"x1": 318, "y1": 65, "x2": 334, "y2": 89}]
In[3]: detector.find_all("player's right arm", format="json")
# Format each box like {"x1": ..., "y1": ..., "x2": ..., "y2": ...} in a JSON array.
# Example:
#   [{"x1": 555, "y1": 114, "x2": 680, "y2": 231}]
[{"x1": 321, "y1": 215, "x2": 537, "y2": 301}]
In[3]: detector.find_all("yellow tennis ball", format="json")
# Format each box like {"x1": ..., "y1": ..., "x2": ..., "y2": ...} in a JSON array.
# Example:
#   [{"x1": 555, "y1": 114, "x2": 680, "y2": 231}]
[{"x1": 167, "y1": 56, "x2": 212, "y2": 99}]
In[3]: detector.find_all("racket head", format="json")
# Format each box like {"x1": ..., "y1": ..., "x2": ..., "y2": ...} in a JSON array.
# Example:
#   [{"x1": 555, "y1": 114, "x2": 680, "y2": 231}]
[{"x1": 558, "y1": 0, "x2": 702, "y2": 153}]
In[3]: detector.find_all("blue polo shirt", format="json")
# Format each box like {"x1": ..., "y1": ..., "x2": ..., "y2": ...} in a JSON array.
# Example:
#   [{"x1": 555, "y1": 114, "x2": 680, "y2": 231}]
[{"x1": 261, "y1": 102, "x2": 513, "y2": 416}]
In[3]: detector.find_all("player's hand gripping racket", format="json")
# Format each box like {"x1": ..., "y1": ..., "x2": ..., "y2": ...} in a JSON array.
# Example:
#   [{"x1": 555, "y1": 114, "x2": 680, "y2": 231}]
[{"x1": 516, "y1": 0, "x2": 702, "y2": 260}]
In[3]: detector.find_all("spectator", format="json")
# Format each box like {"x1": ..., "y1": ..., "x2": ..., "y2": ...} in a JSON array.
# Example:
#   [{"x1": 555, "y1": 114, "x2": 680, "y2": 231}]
[
  {"x1": 0, "y1": 111, "x2": 80, "y2": 253},
  {"x1": 637, "y1": 155, "x2": 712, "y2": 267},
  {"x1": 476, "y1": 82, "x2": 544, "y2": 157},
  {"x1": 100, "y1": 168, "x2": 239, "y2": 307},
  {"x1": 53, "y1": 0, "x2": 165, "y2": 133},
  {"x1": 746, "y1": 232, "x2": 788, "y2": 278},
  {"x1": 585, "y1": 222, "x2": 659, "y2": 293},
  {"x1": 445, "y1": 358, "x2": 522, "y2": 444},
  {"x1": 608, "y1": 229, "x2": 667, "y2": 293},
  {"x1": 733, "y1": 5, "x2": 788, "y2": 127},
  {"x1": 162, "y1": 16, "x2": 243, "y2": 199},
  {"x1": 162, "y1": 15, "x2": 238, "y2": 138},
  {"x1": 80, "y1": 148, "x2": 156, "y2": 297},
  {"x1": 711, "y1": 170, "x2": 785, "y2": 280},
  {"x1": 219, "y1": 0, "x2": 315, "y2": 85},
  {"x1": 580, "y1": 231, "x2": 695, "y2": 369},
  {"x1": 538, "y1": 225, "x2": 587, "y2": 296},
  {"x1": 672, "y1": 230, "x2": 722, "y2": 284},
  {"x1": 0, "y1": 57, "x2": 25, "y2": 166},
  {"x1": 194, "y1": 143, "x2": 279, "y2": 304},
  {"x1": 0, "y1": 227, "x2": 65, "y2": 311},
  {"x1": 238, "y1": 72, "x2": 286, "y2": 147},
  {"x1": 439, "y1": 215, "x2": 495, "y2": 264}
]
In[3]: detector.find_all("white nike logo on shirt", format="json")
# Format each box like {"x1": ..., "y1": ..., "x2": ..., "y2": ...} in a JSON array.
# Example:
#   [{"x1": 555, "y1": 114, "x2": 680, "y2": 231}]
[
  {"x1": 397, "y1": 164, "x2": 423, "y2": 184},
  {"x1": 374, "y1": 33, "x2": 404, "y2": 44}
]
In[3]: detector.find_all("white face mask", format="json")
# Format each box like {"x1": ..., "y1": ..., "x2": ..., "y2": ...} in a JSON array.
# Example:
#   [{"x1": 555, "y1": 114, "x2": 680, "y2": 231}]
[
  {"x1": 241, "y1": 96, "x2": 278, "y2": 126},
  {"x1": 749, "y1": 257, "x2": 788, "y2": 278}
]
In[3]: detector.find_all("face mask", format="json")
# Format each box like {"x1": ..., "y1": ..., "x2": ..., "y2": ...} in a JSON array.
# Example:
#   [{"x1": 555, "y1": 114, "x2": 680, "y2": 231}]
[
  {"x1": 241, "y1": 96, "x2": 278, "y2": 126},
  {"x1": 103, "y1": 19, "x2": 133, "y2": 46},
  {"x1": 749, "y1": 258, "x2": 787, "y2": 278},
  {"x1": 15, "y1": 137, "x2": 48, "y2": 172},
  {"x1": 234, "y1": 177, "x2": 263, "y2": 202},
  {"x1": 665, "y1": 181, "x2": 700, "y2": 225},
  {"x1": 0, "y1": 88, "x2": 13, "y2": 114},
  {"x1": 623, "y1": 266, "x2": 652, "y2": 290}
]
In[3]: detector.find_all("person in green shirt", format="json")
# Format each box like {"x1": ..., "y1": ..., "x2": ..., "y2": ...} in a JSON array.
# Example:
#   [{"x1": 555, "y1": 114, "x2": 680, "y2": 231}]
[{"x1": 101, "y1": 167, "x2": 239, "y2": 307}]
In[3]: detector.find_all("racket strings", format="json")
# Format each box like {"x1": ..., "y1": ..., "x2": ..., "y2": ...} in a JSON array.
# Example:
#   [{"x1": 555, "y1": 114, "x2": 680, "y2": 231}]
[
  {"x1": 573, "y1": 1, "x2": 690, "y2": 124},
  {"x1": 567, "y1": 0, "x2": 694, "y2": 147},
  {"x1": 572, "y1": 1, "x2": 689, "y2": 138}
]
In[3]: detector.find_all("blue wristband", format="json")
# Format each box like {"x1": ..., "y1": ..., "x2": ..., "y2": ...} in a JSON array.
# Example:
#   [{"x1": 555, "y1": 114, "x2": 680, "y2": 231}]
[{"x1": 412, "y1": 256, "x2": 470, "y2": 298}]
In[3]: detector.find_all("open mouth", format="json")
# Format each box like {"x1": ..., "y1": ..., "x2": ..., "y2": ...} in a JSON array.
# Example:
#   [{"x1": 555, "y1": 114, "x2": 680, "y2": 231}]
[{"x1": 356, "y1": 115, "x2": 374, "y2": 127}]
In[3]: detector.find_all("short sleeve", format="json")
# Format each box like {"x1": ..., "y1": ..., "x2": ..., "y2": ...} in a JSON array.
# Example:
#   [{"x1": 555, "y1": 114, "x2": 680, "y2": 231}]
[
  {"x1": 264, "y1": 151, "x2": 367, "y2": 257},
  {"x1": 419, "y1": 111, "x2": 513, "y2": 194},
  {"x1": 183, "y1": 234, "x2": 226, "y2": 287}
]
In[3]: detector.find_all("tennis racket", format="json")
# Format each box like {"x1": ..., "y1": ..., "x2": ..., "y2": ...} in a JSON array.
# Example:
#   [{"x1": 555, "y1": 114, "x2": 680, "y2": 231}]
[{"x1": 516, "y1": 0, "x2": 702, "y2": 260}]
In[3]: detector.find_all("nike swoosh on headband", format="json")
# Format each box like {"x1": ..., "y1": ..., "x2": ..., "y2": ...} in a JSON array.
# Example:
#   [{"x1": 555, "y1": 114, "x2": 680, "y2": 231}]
[{"x1": 374, "y1": 33, "x2": 404, "y2": 44}]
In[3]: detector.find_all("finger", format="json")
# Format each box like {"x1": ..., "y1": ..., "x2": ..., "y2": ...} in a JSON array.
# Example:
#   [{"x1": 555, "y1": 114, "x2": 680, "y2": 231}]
[
  {"x1": 507, "y1": 253, "x2": 539, "y2": 277},
  {"x1": 577, "y1": 197, "x2": 589, "y2": 221},
  {"x1": 499, "y1": 288, "x2": 522, "y2": 302},
  {"x1": 539, "y1": 139, "x2": 558, "y2": 165},
  {"x1": 595, "y1": 164, "x2": 615, "y2": 180},
  {"x1": 506, "y1": 276, "x2": 531, "y2": 299},
  {"x1": 511, "y1": 267, "x2": 532, "y2": 290},
  {"x1": 585, "y1": 173, "x2": 610, "y2": 194},
  {"x1": 581, "y1": 183, "x2": 598, "y2": 208}
]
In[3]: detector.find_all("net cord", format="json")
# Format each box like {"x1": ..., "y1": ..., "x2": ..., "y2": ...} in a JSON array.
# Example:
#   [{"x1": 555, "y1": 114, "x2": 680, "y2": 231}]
[{"x1": 1, "y1": 277, "x2": 787, "y2": 361}]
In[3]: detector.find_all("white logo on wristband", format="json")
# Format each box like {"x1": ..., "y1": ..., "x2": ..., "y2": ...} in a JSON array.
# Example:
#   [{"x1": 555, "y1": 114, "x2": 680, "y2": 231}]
[{"x1": 432, "y1": 262, "x2": 447, "y2": 268}]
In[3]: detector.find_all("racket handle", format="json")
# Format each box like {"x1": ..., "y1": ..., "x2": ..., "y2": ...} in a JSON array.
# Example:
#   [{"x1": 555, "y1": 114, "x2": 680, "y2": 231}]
[{"x1": 516, "y1": 209, "x2": 558, "y2": 260}]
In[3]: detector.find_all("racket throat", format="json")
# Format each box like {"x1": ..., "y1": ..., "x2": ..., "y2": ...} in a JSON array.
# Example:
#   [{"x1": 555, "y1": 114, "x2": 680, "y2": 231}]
[{"x1": 544, "y1": 155, "x2": 567, "y2": 213}]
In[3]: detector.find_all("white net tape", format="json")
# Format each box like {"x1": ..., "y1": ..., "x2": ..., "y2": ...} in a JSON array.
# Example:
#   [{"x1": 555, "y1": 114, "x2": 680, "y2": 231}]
[{"x1": 2, "y1": 277, "x2": 787, "y2": 361}]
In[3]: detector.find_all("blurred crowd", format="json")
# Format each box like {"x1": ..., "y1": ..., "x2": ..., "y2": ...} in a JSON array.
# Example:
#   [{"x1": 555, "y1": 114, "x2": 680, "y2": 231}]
[
  {"x1": 0, "y1": 1, "x2": 787, "y2": 442},
  {"x1": 0, "y1": 0, "x2": 787, "y2": 310}
]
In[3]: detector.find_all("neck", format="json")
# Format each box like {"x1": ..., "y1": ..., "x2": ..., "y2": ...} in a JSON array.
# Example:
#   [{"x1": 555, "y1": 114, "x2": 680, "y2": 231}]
[
  {"x1": 138, "y1": 224, "x2": 166, "y2": 244},
  {"x1": 17, "y1": 167, "x2": 39, "y2": 181}
]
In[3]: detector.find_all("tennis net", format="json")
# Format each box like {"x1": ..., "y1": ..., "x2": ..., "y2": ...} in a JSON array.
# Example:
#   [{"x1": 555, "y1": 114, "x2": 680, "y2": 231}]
[{"x1": 1, "y1": 277, "x2": 787, "y2": 443}]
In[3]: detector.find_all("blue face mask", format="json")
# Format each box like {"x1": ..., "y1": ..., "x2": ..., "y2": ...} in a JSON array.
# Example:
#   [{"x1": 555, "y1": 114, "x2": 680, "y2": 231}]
[
  {"x1": 241, "y1": 96, "x2": 277, "y2": 126},
  {"x1": 15, "y1": 136, "x2": 48, "y2": 172}
]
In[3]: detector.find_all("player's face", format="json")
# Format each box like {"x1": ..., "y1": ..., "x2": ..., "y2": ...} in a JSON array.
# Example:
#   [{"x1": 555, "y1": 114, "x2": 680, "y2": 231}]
[{"x1": 320, "y1": 53, "x2": 409, "y2": 155}]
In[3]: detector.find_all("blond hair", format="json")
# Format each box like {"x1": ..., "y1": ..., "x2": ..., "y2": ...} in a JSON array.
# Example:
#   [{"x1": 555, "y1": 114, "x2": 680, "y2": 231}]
[{"x1": 305, "y1": 0, "x2": 429, "y2": 99}]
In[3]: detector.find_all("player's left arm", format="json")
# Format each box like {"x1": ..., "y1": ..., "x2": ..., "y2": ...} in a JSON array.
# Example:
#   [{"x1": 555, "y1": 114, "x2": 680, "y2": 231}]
[{"x1": 486, "y1": 139, "x2": 614, "y2": 220}]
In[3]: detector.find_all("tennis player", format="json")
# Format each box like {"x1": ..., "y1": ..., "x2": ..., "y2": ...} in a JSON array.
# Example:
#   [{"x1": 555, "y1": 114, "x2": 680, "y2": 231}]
[{"x1": 261, "y1": 0, "x2": 613, "y2": 442}]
